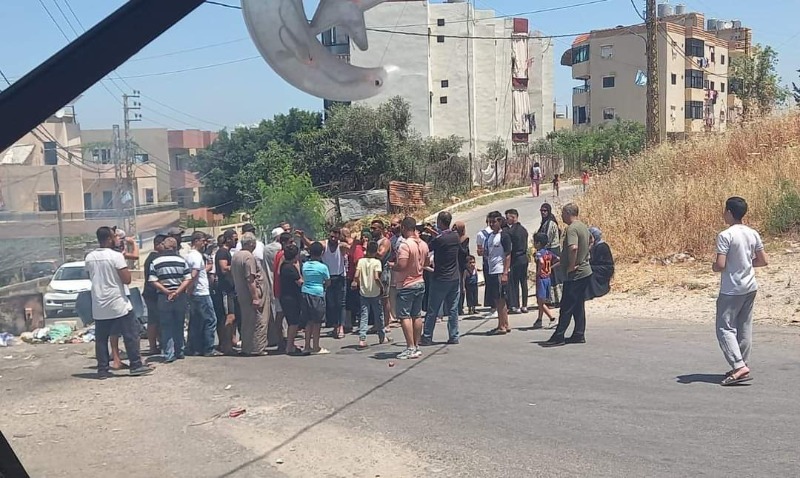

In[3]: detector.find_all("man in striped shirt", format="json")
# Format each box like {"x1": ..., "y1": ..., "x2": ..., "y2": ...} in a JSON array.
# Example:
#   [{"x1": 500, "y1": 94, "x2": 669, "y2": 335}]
[{"x1": 148, "y1": 237, "x2": 192, "y2": 363}]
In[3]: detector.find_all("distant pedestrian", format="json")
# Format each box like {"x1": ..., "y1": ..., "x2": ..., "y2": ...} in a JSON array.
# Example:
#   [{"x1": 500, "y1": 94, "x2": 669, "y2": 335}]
[
  {"x1": 232, "y1": 232, "x2": 268, "y2": 356},
  {"x1": 279, "y1": 244, "x2": 308, "y2": 356},
  {"x1": 186, "y1": 231, "x2": 219, "y2": 357},
  {"x1": 394, "y1": 217, "x2": 429, "y2": 359},
  {"x1": 464, "y1": 255, "x2": 479, "y2": 315},
  {"x1": 421, "y1": 212, "x2": 462, "y2": 346},
  {"x1": 353, "y1": 241, "x2": 389, "y2": 349},
  {"x1": 505, "y1": 209, "x2": 530, "y2": 314},
  {"x1": 148, "y1": 237, "x2": 192, "y2": 363},
  {"x1": 85, "y1": 226, "x2": 152, "y2": 378},
  {"x1": 485, "y1": 215, "x2": 512, "y2": 335},
  {"x1": 552, "y1": 174, "x2": 560, "y2": 197},
  {"x1": 370, "y1": 220, "x2": 394, "y2": 331},
  {"x1": 531, "y1": 233, "x2": 559, "y2": 329},
  {"x1": 581, "y1": 170, "x2": 590, "y2": 193},
  {"x1": 530, "y1": 161, "x2": 542, "y2": 197},
  {"x1": 301, "y1": 242, "x2": 331, "y2": 354},
  {"x1": 713, "y1": 197, "x2": 768, "y2": 386},
  {"x1": 543, "y1": 203, "x2": 592, "y2": 347}
]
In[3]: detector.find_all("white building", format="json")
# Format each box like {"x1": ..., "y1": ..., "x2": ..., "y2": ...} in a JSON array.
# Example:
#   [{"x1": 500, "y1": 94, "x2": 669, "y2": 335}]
[{"x1": 323, "y1": 0, "x2": 554, "y2": 181}]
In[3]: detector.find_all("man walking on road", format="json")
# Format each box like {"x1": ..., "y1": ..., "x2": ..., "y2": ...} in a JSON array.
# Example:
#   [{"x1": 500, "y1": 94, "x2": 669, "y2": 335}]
[
  {"x1": 713, "y1": 197, "x2": 768, "y2": 386},
  {"x1": 394, "y1": 217, "x2": 429, "y2": 359},
  {"x1": 505, "y1": 209, "x2": 530, "y2": 314},
  {"x1": 233, "y1": 232, "x2": 268, "y2": 356},
  {"x1": 85, "y1": 227, "x2": 152, "y2": 378},
  {"x1": 543, "y1": 203, "x2": 592, "y2": 347},
  {"x1": 421, "y1": 212, "x2": 462, "y2": 346},
  {"x1": 186, "y1": 231, "x2": 218, "y2": 357}
]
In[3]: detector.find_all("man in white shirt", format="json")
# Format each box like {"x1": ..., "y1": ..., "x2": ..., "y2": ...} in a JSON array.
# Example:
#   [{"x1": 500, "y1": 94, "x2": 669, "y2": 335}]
[
  {"x1": 476, "y1": 211, "x2": 502, "y2": 319},
  {"x1": 712, "y1": 197, "x2": 768, "y2": 386},
  {"x1": 186, "y1": 231, "x2": 220, "y2": 357},
  {"x1": 85, "y1": 226, "x2": 153, "y2": 378},
  {"x1": 234, "y1": 223, "x2": 265, "y2": 263}
]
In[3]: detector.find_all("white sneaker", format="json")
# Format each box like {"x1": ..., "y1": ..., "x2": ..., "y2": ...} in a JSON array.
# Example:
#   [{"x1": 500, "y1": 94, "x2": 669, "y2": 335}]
[
  {"x1": 520, "y1": 307, "x2": 529, "y2": 314},
  {"x1": 486, "y1": 310, "x2": 498, "y2": 319},
  {"x1": 411, "y1": 349, "x2": 423, "y2": 359}
]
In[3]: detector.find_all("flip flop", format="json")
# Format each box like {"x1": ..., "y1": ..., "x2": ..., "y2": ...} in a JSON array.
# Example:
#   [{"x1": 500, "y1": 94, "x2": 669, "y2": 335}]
[
  {"x1": 487, "y1": 328, "x2": 507, "y2": 336},
  {"x1": 720, "y1": 373, "x2": 752, "y2": 386}
]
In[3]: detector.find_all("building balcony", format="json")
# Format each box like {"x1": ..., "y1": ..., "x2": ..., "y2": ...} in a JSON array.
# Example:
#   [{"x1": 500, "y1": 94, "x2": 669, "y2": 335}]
[
  {"x1": 572, "y1": 61, "x2": 590, "y2": 80},
  {"x1": 685, "y1": 87, "x2": 706, "y2": 102},
  {"x1": 573, "y1": 85, "x2": 590, "y2": 95}
]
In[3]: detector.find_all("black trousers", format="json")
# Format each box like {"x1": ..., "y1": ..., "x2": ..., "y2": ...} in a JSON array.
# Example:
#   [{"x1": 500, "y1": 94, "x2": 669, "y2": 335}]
[
  {"x1": 552, "y1": 276, "x2": 590, "y2": 339},
  {"x1": 508, "y1": 260, "x2": 529, "y2": 309},
  {"x1": 465, "y1": 283, "x2": 479, "y2": 307},
  {"x1": 95, "y1": 311, "x2": 143, "y2": 372}
]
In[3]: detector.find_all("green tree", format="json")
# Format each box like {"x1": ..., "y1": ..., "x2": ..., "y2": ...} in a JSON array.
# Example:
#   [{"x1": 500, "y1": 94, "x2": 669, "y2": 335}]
[
  {"x1": 252, "y1": 166, "x2": 326, "y2": 239},
  {"x1": 533, "y1": 119, "x2": 644, "y2": 171},
  {"x1": 729, "y1": 45, "x2": 789, "y2": 118}
]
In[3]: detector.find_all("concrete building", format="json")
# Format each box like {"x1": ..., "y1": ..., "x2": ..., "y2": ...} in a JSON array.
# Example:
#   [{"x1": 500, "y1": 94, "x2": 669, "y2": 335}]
[
  {"x1": 168, "y1": 129, "x2": 218, "y2": 207},
  {"x1": 322, "y1": 0, "x2": 554, "y2": 172},
  {"x1": 561, "y1": 8, "x2": 750, "y2": 137}
]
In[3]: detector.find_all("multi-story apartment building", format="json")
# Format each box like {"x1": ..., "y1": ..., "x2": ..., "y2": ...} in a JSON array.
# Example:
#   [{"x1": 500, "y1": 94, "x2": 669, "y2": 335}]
[
  {"x1": 168, "y1": 129, "x2": 218, "y2": 207},
  {"x1": 322, "y1": 0, "x2": 554, "y2": 164},
  {"x1": 561, "y1": 7, "x2": 751, "y2": 137}
]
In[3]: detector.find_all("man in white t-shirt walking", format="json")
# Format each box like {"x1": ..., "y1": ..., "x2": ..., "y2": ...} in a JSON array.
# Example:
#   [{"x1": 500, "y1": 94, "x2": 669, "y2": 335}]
[
  {"x1": 713, "y1": 197, "x2": 768, "y2": 386},
  {"x1": 186, "y1": 231, "x2": 220, "y2": 357},
  {"x1": 85, "y1": 227, "x2": 153, "y2": 378}
]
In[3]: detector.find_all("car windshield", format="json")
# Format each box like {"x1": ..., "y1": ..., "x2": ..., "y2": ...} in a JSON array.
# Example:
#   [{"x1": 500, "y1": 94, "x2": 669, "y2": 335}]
[{"x1": 53, "y1": 266, "x2": 89, "y2": 281}]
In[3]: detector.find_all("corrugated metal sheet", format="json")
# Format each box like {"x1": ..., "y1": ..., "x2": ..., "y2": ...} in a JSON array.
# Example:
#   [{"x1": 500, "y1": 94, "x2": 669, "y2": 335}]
[{"x1": 388, "y1": 181, "x2": 428, "y2": 209}]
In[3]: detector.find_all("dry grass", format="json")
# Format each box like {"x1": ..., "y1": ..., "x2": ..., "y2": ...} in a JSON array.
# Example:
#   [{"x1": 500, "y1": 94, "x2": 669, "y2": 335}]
[{"x1": 580, "y1": 114, "x2": 800, "y2": 263}]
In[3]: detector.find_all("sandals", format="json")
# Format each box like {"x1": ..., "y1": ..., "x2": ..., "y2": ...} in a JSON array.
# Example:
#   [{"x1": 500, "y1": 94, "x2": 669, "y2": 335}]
[
  {"x1": 379, "y1": 336, "x2": 393, "y2": 345},
  {"x1": 487, "y1": 328, "x2": 508, "y2": 336},
  {"x1": 721, "y1": 372, "x2": 752, "y2": 386}
]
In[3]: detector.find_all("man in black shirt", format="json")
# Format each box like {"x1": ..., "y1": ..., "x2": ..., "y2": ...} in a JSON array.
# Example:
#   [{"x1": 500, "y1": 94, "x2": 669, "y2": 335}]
[
  {"x1": 505, "y1": 209, "x2": 530, "y2": 314},
  {"x1": 214, "y1": 229, "x2": 237, "y2": 354},
  {"x1": 421, "y1": 211, "x2": 462, "y2": 346}
]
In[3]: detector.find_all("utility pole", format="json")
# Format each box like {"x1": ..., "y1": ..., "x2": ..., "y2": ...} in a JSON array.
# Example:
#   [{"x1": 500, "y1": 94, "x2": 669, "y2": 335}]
[
  {"x1": 645, "y1": 0, "x2": 661, "y2": 146},
  {"x1": 112, "y1": 124, "x2": 124, "y2": 224},
  {"x1": 122, "y1": 91, "x2": 141, "y2": 239},
  {"x1": 51, "y1": 167, "x2": 66, "y2": 263}
]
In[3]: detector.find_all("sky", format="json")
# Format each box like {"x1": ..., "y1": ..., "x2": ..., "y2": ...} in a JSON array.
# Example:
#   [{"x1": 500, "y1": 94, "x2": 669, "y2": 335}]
[{"x1": 1, "y1": 0, "x2": 799, "y2": 131}]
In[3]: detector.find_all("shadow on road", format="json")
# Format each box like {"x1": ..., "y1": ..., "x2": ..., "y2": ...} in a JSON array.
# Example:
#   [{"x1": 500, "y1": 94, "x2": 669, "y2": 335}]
[
  {"x1": 216, "y1": 316, "x2": 491, "y2": 478},
  {"x1": 675, "y1": 373, "x2": 726, "y2": 384}
]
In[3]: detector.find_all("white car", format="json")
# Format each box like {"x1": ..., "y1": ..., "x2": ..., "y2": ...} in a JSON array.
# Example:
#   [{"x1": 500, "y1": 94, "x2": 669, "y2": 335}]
[{"x1": 44, "y1": 261, "x2": 91, "y2": 317}]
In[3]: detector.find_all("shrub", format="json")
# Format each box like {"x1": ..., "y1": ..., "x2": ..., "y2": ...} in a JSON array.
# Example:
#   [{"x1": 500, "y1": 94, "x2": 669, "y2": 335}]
[{"x1": 766, "y1": 181, "x2": 800, "y2": 235}]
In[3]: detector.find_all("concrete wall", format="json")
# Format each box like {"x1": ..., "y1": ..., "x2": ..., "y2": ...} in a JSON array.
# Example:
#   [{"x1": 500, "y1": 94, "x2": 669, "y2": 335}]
[
  {"x1": 529, "y1": 33, "x2": 555, "y2": 137},
  {"x1": 0, "y1": 165, "x2": 85, "y2": 213}
]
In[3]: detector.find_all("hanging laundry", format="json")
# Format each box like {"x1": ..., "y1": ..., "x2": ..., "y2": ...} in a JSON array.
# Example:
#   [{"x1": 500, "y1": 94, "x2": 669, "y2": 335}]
[{"x1": 635, "y1": 70, "x2": 647, "y2": 87}]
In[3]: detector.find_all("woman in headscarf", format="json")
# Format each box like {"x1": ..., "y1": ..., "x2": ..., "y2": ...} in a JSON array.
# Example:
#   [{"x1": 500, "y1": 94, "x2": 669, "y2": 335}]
[
  {"x1": 537, "y1": 203, "x2": 562, "y2": 305},
  {"x1": 586, "y1": 226, "x2": 615, "y2": 300}
]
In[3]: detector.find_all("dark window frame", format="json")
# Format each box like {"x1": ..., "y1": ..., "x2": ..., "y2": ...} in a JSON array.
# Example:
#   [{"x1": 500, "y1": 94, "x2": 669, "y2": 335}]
[
  {"x1": 43, "y1": 141, "x2": 58, "y2": 166},
  {"x1": 437, "y1": 18, "x2": 445, "y2": 27},
  {"x1": 671, "y1": 73, "x2": 677, "y2": 85},
  {"x1": 686, "y1": 38, "x2": 705, "y2": 57},
  {"x1": 437, "y1": 35, "x2": 445, "y2": 43},
  {"x1": 602, "y1": 76, "x2": 615, "y2": 88},
  {"x1": 441, "y1": 79, "x2": 449, "y2": 88},
  {"x1": 685, "y1": 69, "x2": 704, "y2": 89},
  {"x1": 439, "y1": 96, "x2": 448, "y2": 104},
  {"x1": 37, "y1": 193, "x2": 59, "y2": 212},
  {"x1": 685, "y1": 101, "x2": 704, "y2": 120},
  {"x1": 572, "y1": 44, "x2": 590, "y2": 64}
]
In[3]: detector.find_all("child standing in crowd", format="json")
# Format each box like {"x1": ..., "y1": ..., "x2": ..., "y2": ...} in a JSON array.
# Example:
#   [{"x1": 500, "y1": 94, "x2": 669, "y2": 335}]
[
  {"x1": 353, "y1": 241, "x2": 390, "y2": 349},
  {"x1": 532, "y1": 233, "x2": 559, "y2": 329},
  {"x1": 552, "y1": 174, "x2": 560, "y2": 197},
  {"x1": 530, "y1": 161, "x2": 542, "y2": 197},
  {"x1": 301, "y1": 242, "x2": 331, "y2": 355},
  {"x1": 464, "y1": 255, "x2": 479, "y2": 315},
  {"x1": 581, "y1": 170, "x2": 590, "y2": 193},
  {"x1": 280, "y1": 244, "x2": 308, "y2": 356}
]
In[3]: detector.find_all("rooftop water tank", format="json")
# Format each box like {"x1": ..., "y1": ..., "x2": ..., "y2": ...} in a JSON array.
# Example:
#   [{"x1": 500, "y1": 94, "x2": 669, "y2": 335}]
[
  {"x1": 719, "y1": 20, "x2": 734, "y2": 30},
  {"x1": 732, "y1": 20, "x2": 742, "y2": 29},
  {"x1": 675, "y1": 4, "x2": 686, "y2": 14},
  {"x1": 706, "y1": 18, "x2": 718, "y2": 31},
  {"x1": 657, "y1": 3, "x2": 674, "y2": 17}
]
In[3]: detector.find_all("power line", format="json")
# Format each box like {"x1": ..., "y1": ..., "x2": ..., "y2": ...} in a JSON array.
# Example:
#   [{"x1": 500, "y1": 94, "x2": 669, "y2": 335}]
[
  {"x1": 127, "y1": 38, "x2": 249, "y2": 62},
  {"x1": 113, "y1": 56, "x2": 261, "y2": 79},
  {"x1": 204, "y1": 0, "x2": 241, "y2": 9}
]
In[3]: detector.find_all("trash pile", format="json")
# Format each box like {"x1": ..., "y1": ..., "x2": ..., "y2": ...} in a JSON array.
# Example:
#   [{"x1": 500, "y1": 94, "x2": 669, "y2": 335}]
[
  {"x1": 18, "y1": 324, "x2": 95, "y2": 345},
  {"x1": 0, "y1": 332, "x2": 14, "y2": 347}
]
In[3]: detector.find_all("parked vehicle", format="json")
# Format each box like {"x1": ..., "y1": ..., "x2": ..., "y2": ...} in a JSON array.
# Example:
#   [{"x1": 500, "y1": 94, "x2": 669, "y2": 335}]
[{"x1": 44, "y1": 261, "x2": 91, "y2": 317}]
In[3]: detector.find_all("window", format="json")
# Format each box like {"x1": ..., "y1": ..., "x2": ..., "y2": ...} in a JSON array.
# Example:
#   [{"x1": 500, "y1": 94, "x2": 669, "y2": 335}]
[
  {"x1": 43, "y1": 142, "x2": 58, "y2": 165},
  {"x1": 721, "y1": 82, "x2": 725, "y2": 93},
  {"x1": 37, "y1": 194, "x2": 59, "y2": 212},
  {"x1": 686, "y1": 38, "x2": 705, "y2": 57},
  {"x1": 91, "y1": 148, "x2": 112, "y2": 164},
  {"x1": 133, "y1": 153, "x2": 149, "y2": 163},
  {"x1": 441, "y1": 80, "x2": 449, "y2": 88},
  {"x1": 710, "y1": 81, "x2": 715, "y2": 91},
  {"x1": 671, "y1": 73, "x2": 677, "y2": 85},
  {"x1": 721, "y1": 54, "x2": 725, "y2": 65},
  {"x1": 602, "y1": 76, "x2": 615, "y2": 88},
  {"x1": 704, "y1": 79, "x2": 710, "y2": 90},
  {"x1": 439, "y1": 96, "x2": 448, "y2": 104},
  {"x1": 685, "y1": 69, "x2": 704, "y2": 89},
  {"x1": 685, "y1": 101, "x2": 704, "y2": 120},
  {"x1": 600, "y1": 45, "x2": 613, "y2": 59},
  {"x1": 83, "y1": 193, "x2": 92, "y2": 211},
  {"x1": 573, "y1": 106, "x2": 588, "y2": 125},
  {"x1": 602, "y1": 108, "x2": 615, "y2": 120},
  {"x1": 572, "y1": 44, "x2": 589, "y2": 64},
  {"x1": 145, "y1": 188, "x2": 154, "y2": 204},
  {"x1": 437, "y1": 35, "x2": 445, "y2": 43},
  {"x1": 437, "y1": 18, "x2": 445, "y2": 27},
  {"x1": 102, "y1": 190, "x2": 113, "y2": 209}
]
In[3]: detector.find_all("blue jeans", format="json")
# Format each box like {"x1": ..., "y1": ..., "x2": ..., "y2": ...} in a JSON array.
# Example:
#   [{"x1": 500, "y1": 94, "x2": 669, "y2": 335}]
[
  {"x1": 158, "y1": 294, "x2": 187, "y2": 362},
  {"x1": 422, "y1": 280, "x2": 460, "y2": 342},
  {"x1": 359, "y1": 295, "x2": 386, "y2": 342},
  {"x1": 188, "y1": 295, "x2": 217, "y2": 356}
]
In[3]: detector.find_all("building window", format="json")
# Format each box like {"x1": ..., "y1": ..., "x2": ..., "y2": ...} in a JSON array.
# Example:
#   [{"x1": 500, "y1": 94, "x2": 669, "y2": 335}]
[
  {"x1": 437, "y1": 35, "x2": 445, "y2": 43},
  {"x1": 602, "y1": 76, "x2": 615, "y2": 88},
  {"x1": 685, "y1": 69, "x2": 704, "y2": 89},
  {"x1": 671, "y1": 73, "x2": 677, "y2": 85},
  {"x1": 685, "y1": 101, "x2": 704, "y2": 120},
  {"x1": 721, "y1": 82, "x2": 726, "y2": 93},
  {"x1": 441, "y1": 80, "x2": 449, "y2": 88},
  {"x1": 43, "y1": 142, "x2": 58, "y2": 166},
  {"x1": 600, "y1": 45, "x2": 613, "y2": 59},
  {"x1": 440, "y1": 96, "x2": 448, "y2": 104},
  {"x1": 686, "y1": 38, "x2": 705, "y2": 57},
  {"x1": 84, "y1": 192, "x2": 92, "y2": 211},
  {"x1": 102, "y1": 191, "x2": 113, "y2": 209},
  {"x1": 92, "y1": 148, "x2": 112, "y2": 164},
  {"x1": 145, "y1": 188, "x2": 154, "y2": 204},
  {"x1": 704, "y1": 79, "x2": 710, "y2": 90},
  {"x1": 572, "y1": 44, "x2": 589, "y2": 64},
  {"x1": 721, "y1": 54, "x2": 725, "y2": 65},
  {"x1": 573, "y1": 106, "x2": 588, "y2": 125},
  {"x1": 603, "y1": 108, "x2": 615, "y2": 120},
  {"x1": 133, "y1": 153, "x2": 149, "y2": 163},
  {"x1": 710, "y1": 81, "x2": 715, "y2": 91},
  {"x1": 37, "y1": 194, "x2": 59, "y2": 212},
  {"x1": 437, "y1": 18, "x2": 445, "y2": 27}
]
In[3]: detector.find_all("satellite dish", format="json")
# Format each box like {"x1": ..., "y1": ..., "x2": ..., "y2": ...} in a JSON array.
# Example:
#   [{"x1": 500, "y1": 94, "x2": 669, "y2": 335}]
[{"x1": 54, "y1": 109, "x2": 66, "y2": 119}]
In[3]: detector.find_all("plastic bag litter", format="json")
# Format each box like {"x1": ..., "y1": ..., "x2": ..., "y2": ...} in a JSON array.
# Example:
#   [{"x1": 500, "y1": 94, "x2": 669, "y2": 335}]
[
  {"x1": 0, "y1": 333, "x2": 13, "y2": 347},
  {"x1": 48, "y1": 324, "x2": 73, "y2": 343},
  {"x1": 33, "y1": 327, "x2": 50, "y2": 340}
]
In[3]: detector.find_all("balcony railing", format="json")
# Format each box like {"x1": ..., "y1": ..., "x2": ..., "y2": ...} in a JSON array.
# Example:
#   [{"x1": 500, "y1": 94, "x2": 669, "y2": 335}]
[{"x1": 573, "y1": 85, "x2": 590, "y2": 95}]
